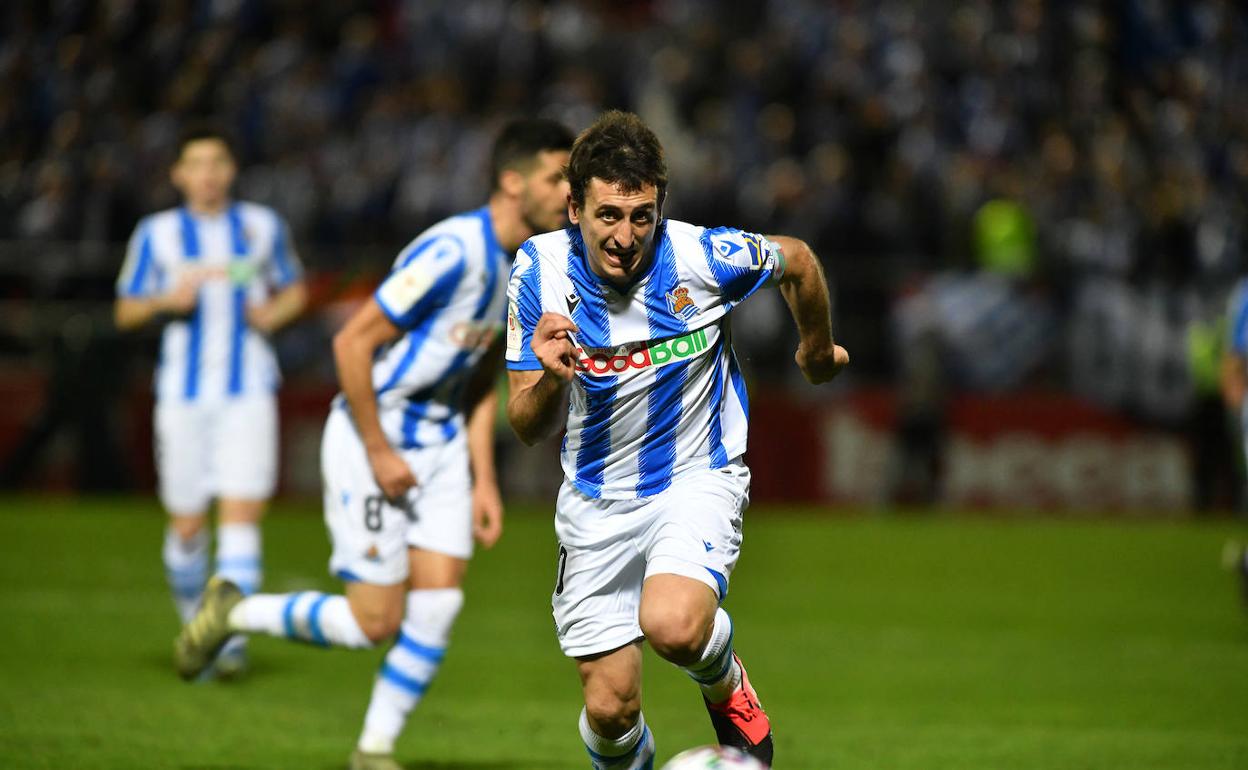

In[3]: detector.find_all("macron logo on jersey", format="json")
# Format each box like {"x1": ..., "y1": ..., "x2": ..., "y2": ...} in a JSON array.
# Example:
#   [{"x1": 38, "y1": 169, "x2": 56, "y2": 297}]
[
  {"x1": 576, "y1": 327, "x2": 711, "y2": 376},
  {"x1": 711, "y1": 232, "x2": 774, "y2": 272}
]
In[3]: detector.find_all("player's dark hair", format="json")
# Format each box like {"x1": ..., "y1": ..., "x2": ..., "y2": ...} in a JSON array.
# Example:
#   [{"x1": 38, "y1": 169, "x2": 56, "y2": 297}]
[
  {"x1": 175, "y1": 122, "x2": 237, "y2": 161},
  {"x1": 490, "y1": 118, "x2": 575, "y2": 190},
  {"x1": 566, "y1": 110, "x2": 667, "y2": 208}
]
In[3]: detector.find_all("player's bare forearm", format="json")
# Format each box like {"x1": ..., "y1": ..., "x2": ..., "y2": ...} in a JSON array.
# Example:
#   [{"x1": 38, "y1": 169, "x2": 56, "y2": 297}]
[
  {"x1": 249, "y1": 281, "x2": 307, "y2": 334},
  {"x1": 464, "y1": 337, "x2": 505, "y2": 489},
  {"x1": 773, "y1": 236, "x2": 833, "y2": 347},
  {"x1": 466, "y1": 386, "x2": 499, "y2": 486},
  {"x1": 114, "y1": 296, "x2": 165, "y2": 331},
  {"x1": 772, "y1": 236, "x2": 848, "y2": 383},
  {"x1": 507, "y1": 369, "x2": 570, "y2": 446},
  {"x1": 333, "y1": 300, "x2": 402, "y2": 453},
  {"x1": 116, "y1": 272, "x2": 204, "y2": 331}
]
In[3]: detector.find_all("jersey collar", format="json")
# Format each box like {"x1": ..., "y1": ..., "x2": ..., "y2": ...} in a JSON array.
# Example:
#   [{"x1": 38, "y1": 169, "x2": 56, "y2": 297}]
[{"x1": 569, "y1": 219, "x2": 669, "y2": 298}]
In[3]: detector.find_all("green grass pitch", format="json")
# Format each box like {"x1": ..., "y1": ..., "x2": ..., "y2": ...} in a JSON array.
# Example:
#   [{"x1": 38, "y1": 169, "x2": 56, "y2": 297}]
[{"x1": 2, "y1": 496, "x2": 1248, "y2": 769}]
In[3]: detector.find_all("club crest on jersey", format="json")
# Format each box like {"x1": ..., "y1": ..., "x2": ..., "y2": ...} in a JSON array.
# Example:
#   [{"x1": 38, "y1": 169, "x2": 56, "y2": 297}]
[
  {"x1": 364, "y1": 544, "x2": 381, "y2": 562},
  {"x1": 666, "y1": 286, "x2": 699, "y2": 319}
]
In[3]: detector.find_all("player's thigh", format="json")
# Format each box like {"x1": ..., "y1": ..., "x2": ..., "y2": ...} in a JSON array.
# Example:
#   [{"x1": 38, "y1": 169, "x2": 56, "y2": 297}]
[
  {"x1": 408, "y1": 547, "x2": 467, "y2": 590},
  {"x1": 154, "y1": 401, "x2": 211, "y2": 516},
  {"x1": 403, "y1": 436, "x2": 474, "y2": 562},
  {"x1": 321, "y1": 408, "x2": 413, "y2": 586},
  {"x1": 552, "y1": 484, "x2": 650, "y2": 659},
  {"x1": 216, "y1": 396, "x2": 278, "y2": 502},
  {"x1": 577, "y1": 640, "x2": 643, "y2": 726},
  {"x1": 642, "y1": 461, "x2": 751, "y2": 601}
]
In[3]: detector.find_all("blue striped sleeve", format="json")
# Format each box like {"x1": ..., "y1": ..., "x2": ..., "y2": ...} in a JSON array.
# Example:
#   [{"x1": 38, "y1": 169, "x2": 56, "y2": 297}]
[
  {"x1": 374, "y1": 235, "x2": 467, "y2": 330},
  {"x1": 116, "y1": 220, "x2": 157, "y2": 297},
  {"x1": 700, "y1": 227, "x2": 784, "y2": 306},
  {"x1": 505, "y1": 241, "x2": 545, "y2": 371}
]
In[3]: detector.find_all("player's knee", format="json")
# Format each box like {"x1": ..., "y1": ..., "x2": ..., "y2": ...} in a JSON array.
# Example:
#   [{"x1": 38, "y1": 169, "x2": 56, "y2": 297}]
[
  {"x1": 351, "y1": 605, "x2": 403, "y2": 643},
  {"x1": 640, "y1": 605, "x2": 709, "y2": 665},
  {"x1": 169, "y1": 516, "x2": 206, "y2": 542},
  {"x1": 581, "y1": 663, "x2": 641, "y2": 739},
  {"x1": 584, "y1": 692, "x2": 641, "y2": 739},
  {"x1": 357, "y1": 614, "x2": 401, "y2": 644}
]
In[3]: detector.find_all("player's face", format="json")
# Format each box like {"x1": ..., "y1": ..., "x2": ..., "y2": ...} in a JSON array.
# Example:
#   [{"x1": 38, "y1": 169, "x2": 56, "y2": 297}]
[
  {"x1": 571, "y1": 178, "x2": 661, "y2": 287},
  {"x1": 171, "y1": 139, "x2": 236, "y2": 212},
  {"x1": 519, "y1": 149, "x2": 572, "y2": 234}
]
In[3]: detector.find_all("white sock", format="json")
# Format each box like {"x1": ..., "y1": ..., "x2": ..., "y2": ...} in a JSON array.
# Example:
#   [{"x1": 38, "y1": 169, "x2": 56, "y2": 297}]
[
  {"x1": 163, "y1": 527, "x2": 209, "y2": 623},
  {"x1": 357, "y1": 588, "x2": 463, "y2": 754},
  {"x1": 215, "y1": 522, "x2": 262, "y2": 595},
  {"x1": 579, "y1": 709, "x2": 655, "y2": 770},
  {"x1": 681, "y1": 607, "x2": 741, "y2": 704},
  {"x1": 227, "y1": 592, "x2": 372, "y2": 648}
]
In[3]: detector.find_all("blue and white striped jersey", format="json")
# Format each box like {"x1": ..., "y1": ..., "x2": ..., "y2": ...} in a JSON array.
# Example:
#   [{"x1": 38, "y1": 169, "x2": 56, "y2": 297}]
[
  {"x1": 506, "y1": 219, "x2": 785, "y2": 500},
  {"x1": 116, "y1": 201, "x2": 303, "y2": 403},
  {"x1": 341, "y1": 206, "x2": 508, "y2": 450}
]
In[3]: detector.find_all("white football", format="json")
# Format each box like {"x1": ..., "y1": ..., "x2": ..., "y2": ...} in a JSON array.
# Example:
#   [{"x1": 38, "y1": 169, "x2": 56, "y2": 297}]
[{"x1": 660, "y1": 745, "x2": 768, "y2": 769}]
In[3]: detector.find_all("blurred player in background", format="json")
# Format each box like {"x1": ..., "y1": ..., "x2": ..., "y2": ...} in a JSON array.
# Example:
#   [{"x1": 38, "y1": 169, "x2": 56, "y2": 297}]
[
  {"x1": 506, "y1": 111, "x2": 848, "y2": 768},
  {"x1": 114, "y1": 124, "x2": 307, "y2": 676},
  {"x1": 175, "y1": 118, "x2": 574, "y2": 770},
  {"x1": 1220, "y1": 278, "x2": 1248, "y2": 598}
]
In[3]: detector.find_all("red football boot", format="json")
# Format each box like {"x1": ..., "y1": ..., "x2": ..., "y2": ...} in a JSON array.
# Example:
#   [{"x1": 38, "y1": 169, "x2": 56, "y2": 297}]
[{"x1": 703, "y1": 653, "x2": 774, "y2": 766}]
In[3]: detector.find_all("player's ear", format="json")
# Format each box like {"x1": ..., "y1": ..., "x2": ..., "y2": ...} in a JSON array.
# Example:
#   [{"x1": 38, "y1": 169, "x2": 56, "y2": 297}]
[
  {"x1": 499, "y1": 168, "x2": 525, "y2": 197},
  {"x1": 568, "y1": 195, "x2": 581, "y2": 225}
]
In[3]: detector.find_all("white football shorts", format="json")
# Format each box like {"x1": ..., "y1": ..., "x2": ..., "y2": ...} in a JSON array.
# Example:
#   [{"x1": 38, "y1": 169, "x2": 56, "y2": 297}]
[
  {"x1": 321, "y1": 406, "x2": 473, "y2": 586},
  {"x1": 155, "y1": 396, "x2": 278, "y2": 515},
  {"x1": 551, "y1": 460, "x2": 751, "y2": 658}
]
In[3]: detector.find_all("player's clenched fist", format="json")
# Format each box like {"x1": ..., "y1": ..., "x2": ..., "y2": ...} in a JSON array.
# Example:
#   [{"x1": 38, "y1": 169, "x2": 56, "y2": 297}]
[
  {"x1": 162, "y1": 273, "x2": 203, "y2": 316},
  {"x1": 367, "y1": 444, "x2": 419, "y2": 501},
  {"x1": 533, "y1": 312, "x2": 580, "y2": 381},
  {"x1": 796, "y1": 342, "x2": 849, "y2": 385}
]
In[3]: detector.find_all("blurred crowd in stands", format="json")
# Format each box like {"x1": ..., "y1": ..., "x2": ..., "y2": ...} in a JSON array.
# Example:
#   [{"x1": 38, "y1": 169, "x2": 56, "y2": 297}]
[{"x1": 2, "y1": 0, "x2": 1246, "y2": 481}]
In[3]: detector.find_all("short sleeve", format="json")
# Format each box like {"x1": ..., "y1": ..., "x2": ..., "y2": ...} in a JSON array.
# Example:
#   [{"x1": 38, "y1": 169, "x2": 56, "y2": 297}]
[
  {"x1": 265, "y1": 213, "x2": 304, "y2": 289},
  {"x1": 505, "y1": 241, "x2": 545, "y2": 370},
  {"x1": 116, "y1": 219, "x2": 159, "y2": 298},
  {"x1": 699, "y1": 227, "x2": 785, "y2": 306},
  {"x1": 374, "y1": 235, "x2": 467, "y2": 330}
]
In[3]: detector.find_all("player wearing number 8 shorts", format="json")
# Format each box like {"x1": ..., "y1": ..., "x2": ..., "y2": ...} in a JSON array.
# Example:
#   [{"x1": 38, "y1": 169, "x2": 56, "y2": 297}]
[{"x1": 175, "y1": 119, "x2": 574, "y2": 770}]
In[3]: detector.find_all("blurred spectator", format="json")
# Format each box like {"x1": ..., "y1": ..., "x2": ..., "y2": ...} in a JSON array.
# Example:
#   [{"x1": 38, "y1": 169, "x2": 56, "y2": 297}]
[
  {"x1": 1, "y1": 0, "x2": 1246, "y2": 406},
  {"x1": 888, "y1": 192, "x2": 1055, "y2": 504}
]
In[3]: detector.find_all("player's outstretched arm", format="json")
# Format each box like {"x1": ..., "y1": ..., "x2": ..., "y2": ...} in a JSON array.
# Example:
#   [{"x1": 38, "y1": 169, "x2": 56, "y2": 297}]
[
  {"x1": 247, "y1": 281, "x2": 308, "y2": 335},
  {"x1": 770, "y1": 235, "x2": 849, "y2": 385},
  {"x1": 506, "y1": 312, "x2": 579, "y2": 446},
  {"x1": 332, "y1": 298, "x2": 417, "y2": 500},
  {"x1": 463, "y1": 335, "x2": 505, "y2": 548}
]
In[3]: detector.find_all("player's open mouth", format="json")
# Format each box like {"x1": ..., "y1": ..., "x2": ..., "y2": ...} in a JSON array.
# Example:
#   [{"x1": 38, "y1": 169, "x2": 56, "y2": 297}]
[{"x1": 604, "y1": 247, "x2": 637, "y2": 267}]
